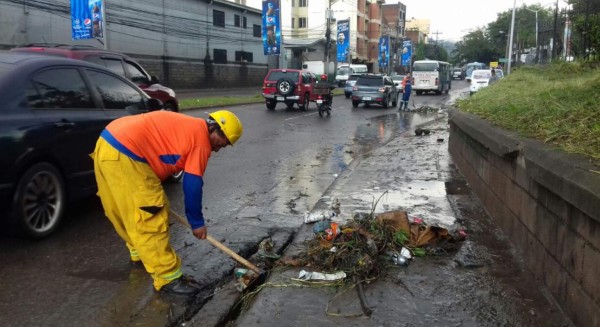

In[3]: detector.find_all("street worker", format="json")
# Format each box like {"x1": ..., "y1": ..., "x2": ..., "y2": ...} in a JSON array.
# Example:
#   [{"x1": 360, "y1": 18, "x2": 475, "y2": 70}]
[
  {"x1": 92, "y1": 109, "x2": 243, "y2": 296},
  {"x1": 400, "y1": 77, "x2": 412, "y2": 111},
  {"x1": 402, "y1": 72, "x2": 411, "y2": 92}
]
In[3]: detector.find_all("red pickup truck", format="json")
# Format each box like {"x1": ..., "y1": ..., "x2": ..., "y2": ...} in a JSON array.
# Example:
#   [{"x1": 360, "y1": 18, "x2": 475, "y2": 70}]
[{"x1": 262, "y1": 69, "x2": 318, "y2": 110}]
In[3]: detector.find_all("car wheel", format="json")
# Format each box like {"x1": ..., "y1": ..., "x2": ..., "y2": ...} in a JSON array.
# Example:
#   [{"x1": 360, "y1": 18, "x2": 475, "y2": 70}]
[
  {"x1": 416, "y1": 91, "x2": 422, "y2": 96},
  {"x1": 299, "y1": 93, "x2": 309, "y2": 111},
  {"x1": 345, "y1": 93, "x2": 350, "y2": 99},
  {"x1": 276, "y1": 78, "x2": 295, "y2": 96},
  {"x1": 392, "y1": 94, "x2": 398, "y2": 107},
  {"x1": 266, "y1": 100, "x2": 276, "y2": 110},
  {"x1": 166, "y1": 170, "x2": 183, "y2": 183},
  {"x1": 352, "y1": 101, "x2": 359, "y2": 108},
  {"x1": 382, "y1": 96, "x2": 389, "y2": 109},
  {"x1": 13, "y1": 163, "x2": 66, "y2": 238},
  {"x1": 163, "y1": 102, "x2": 178, "y2": 112}
]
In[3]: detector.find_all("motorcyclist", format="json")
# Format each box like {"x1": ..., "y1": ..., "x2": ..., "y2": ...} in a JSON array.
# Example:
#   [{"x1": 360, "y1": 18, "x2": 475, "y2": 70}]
[{"x1": 317, "y1": 74, "x2": 334, "y2": 107}]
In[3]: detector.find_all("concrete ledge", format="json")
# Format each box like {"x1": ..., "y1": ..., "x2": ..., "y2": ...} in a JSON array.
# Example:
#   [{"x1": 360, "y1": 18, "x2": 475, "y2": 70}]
[{"x1": 448, "y1": 109, "x2": 600, "y2": 327}]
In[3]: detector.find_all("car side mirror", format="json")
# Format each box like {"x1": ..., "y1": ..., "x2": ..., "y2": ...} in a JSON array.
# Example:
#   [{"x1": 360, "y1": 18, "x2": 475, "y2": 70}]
[
  {"x1": 150, "y1": 75, "x2": 160, "y2": 85},
  {"x1": 147, "y1": 98, "x2": 163, "y2": 111}
]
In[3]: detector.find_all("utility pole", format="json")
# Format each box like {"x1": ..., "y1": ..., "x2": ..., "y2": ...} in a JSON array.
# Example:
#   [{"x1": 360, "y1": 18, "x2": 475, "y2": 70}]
[
  {"x1": 431, "y1": 30, "x2": 442, "y2": 59},
  {"x1": 431, "y1": 30, "x2": 443, "y2": 45},
  {"x1": 324, "y1": 0, "x2": 332, "y2": 79}
]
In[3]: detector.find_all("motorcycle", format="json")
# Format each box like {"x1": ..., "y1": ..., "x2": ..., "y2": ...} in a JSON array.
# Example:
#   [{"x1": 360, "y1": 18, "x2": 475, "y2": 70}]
[{"x1": 315, "y1": 88, "x2": 332, "y2": 117}]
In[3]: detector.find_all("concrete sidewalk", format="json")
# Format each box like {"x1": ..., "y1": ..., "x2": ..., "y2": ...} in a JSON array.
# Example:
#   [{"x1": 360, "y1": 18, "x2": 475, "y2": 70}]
[{"x1": 187, "y1": 114, "x2": 572, "y2": 327}]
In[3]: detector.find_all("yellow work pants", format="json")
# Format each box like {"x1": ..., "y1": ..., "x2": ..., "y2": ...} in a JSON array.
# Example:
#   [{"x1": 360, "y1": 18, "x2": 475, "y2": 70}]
[{"x1": 92, "y1": 138, "x2": 182, "y2": 291}]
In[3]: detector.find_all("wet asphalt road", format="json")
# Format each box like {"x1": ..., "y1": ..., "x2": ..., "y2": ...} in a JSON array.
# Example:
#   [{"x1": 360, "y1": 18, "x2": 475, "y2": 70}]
[{"x1": 0, "y1": 81, "x2": 509, "y2": 326}]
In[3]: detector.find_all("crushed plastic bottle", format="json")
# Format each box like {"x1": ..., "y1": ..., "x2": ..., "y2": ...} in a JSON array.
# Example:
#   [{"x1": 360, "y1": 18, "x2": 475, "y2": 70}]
[{"x1": 304, "y1": 209, "x2": 336, "y2": 224}]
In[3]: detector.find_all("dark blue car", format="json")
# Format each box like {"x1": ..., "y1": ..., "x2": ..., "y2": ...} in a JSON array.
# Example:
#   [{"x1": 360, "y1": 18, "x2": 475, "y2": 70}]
[{"x1": 0, "y1": 53, "x2": 162, "y2": 238}]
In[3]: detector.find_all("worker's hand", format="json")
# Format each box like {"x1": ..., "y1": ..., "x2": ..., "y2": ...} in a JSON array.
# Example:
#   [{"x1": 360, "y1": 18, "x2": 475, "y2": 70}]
[{"x1": 192, "y1": 226, "x2": 207, "y2": 240}]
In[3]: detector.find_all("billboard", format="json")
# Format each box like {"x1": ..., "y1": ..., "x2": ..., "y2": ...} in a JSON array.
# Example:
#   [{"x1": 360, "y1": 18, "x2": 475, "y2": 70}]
[
  {"x1": 262, "y1": 0, "x2": 281, "y2": 55},
  {"x1": 71, "y1": 0, "x2": 104, "y2": 40},
  {"x1": 378, "y1": 36, "x2": 390, "y2": 70},
  {"x1": 401, "y1": 40, "x2": 412, "y2": 67},
  {"x1": 336, "y1": 20, "x2": 350, "y2": 63}
]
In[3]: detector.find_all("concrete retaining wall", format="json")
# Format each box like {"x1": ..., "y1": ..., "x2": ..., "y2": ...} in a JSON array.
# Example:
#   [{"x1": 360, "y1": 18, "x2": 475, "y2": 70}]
[{"x1": 448, "y1": 109, "x2": 600, "y2": 327}]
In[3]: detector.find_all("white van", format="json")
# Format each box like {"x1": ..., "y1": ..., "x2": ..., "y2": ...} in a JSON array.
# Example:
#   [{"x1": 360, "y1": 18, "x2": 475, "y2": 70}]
[{"x1": 335, "y1": 64, "x2": 368, "y2": 85}]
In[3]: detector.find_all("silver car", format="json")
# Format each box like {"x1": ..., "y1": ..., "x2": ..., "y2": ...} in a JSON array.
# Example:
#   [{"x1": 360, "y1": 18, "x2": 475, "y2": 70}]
[{"x1": 351, "y1": 75, "x2": 399, "y2": 108}]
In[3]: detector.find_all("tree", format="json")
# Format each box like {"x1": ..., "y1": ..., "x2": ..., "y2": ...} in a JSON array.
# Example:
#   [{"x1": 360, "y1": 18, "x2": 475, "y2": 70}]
[{"x1": 568, "y1": 0, "x2": 600, "y2": 60}]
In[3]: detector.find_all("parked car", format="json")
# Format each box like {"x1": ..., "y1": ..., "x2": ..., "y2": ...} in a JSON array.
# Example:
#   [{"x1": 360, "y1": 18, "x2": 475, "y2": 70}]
[
  {"x1": 0, "y1": 53, "x2": 162, "y2": 238},
  {"x1": 261, "y1": 68, "x2": 317, "y2": 110},
  {"x1": 10, "y1": 44, "x2": 179, "y2": 112},
  {"x1": 343, "y1": 74, "x2": 363, "y2": 98},
  {"x1": 469, "y1": 69, "x2": 493, "y2": 95},
  {"x1": 351, "y1": 74, "x2": 399, "y2": 108},
  {"x1": 452, "y1": 68, "x2": 465, "y2": 80}
]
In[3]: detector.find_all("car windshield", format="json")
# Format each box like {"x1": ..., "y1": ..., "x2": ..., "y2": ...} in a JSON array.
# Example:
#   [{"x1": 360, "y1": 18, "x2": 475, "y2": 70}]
[
  {"x1": 347, "y1": 75, "x2": 361, "y2": 81},
  {"x1": 473, "y1": 71, "x2": 491, "y2": 79},
  {"x1": 267, "y1": 71, "x2": 299, "y2": 81},
  {"x1": 356, "y1": 77, "x2": 383, "y2": 86},
  {"x1": 454, "y1": 69, "x2": 462, "y2": 72},
  {"x1": 336, "y1": 67, "x2": 350, "y2": 75}
]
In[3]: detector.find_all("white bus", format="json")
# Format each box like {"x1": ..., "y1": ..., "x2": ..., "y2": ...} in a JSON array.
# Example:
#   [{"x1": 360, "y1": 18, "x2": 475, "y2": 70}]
[{"x1": 412, "y1": 60, "x2": 452, "y2": 95}]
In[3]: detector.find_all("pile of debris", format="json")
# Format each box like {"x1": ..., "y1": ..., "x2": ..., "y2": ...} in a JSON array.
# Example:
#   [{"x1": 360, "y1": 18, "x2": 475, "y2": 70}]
[{"x1": 280, "y1": 210, "x2": 467, "y2": 283}]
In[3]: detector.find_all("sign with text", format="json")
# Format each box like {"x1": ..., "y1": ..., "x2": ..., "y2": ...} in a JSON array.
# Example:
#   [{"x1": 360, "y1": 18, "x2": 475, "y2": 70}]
[
  {"x1": 336, "y1": 20, "x2": 350, "y2": 63},
  {"x1": 378, "y1": 36, "x2": 390, "y2": 70},
  {"x1": 71, "y1": 0, "x2": 104, "y2": 40},
  {"x1": 262, "y1": 0, "x2": 281, "y2": 55},
  {"x1": 401, "y1": 40, "x2": 412, "y2": 67}
]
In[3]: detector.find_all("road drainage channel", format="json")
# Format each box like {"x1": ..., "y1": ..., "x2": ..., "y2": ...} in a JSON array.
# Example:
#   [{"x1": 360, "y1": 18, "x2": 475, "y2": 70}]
[{"x1": 167, "y1": 230, "x2": 297, "y2": 327}]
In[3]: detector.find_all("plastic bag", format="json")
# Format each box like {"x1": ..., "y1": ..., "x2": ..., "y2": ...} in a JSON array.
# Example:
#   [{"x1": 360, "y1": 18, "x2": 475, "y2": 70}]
[{"x1": 304, "y1": 210, "x2": 336, "y2": 223}]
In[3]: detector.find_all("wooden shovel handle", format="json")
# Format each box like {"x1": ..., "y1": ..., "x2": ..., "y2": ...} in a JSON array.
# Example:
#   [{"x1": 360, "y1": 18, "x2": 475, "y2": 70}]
[{"x1": 169, "y1": 210, "x2": 262, "y2": 274}]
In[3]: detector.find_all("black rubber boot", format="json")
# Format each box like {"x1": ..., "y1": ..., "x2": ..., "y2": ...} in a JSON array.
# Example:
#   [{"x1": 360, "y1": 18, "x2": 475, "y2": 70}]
[{"x1": 160, "y1": 276, "x2": 201, "y2": 296}]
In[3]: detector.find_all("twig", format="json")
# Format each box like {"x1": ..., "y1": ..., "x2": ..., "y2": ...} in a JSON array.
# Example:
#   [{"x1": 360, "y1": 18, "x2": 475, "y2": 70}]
[{"x1": 354, "y1": 277, "x2": 373, "y2": 316}]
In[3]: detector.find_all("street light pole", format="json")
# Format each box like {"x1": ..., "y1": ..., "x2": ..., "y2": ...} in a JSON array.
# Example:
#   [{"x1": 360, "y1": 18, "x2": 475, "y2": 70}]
[
  {"x1": 507, "y1": 0, "x2": 517, "y2": 74},
  {"x1": 525, "y1": 7, "x2": 539, "y2": 64}
]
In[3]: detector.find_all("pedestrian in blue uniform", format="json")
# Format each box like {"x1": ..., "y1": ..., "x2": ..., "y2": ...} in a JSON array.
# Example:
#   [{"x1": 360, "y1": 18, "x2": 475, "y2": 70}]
[{"x1": 400, "y1": 77, "x2": 412, "y2": 111}]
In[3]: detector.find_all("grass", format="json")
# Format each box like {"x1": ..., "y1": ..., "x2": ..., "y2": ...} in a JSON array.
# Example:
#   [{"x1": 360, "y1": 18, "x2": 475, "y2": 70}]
[
  {"x1": 178, "y1": 88, "x2": 345, "y2": 110},
  {"x1": 456, "y1": 62, "x2": 600, "y2": 161},
  {"x1": 179, "y1": 94, "x2": 264, "y2": 110}
]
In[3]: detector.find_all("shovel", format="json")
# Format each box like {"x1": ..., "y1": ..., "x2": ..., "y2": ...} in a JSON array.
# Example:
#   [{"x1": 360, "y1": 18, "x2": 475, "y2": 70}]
[{"x1": 169, "y1": 209, "x2": 265, "y2": 278}]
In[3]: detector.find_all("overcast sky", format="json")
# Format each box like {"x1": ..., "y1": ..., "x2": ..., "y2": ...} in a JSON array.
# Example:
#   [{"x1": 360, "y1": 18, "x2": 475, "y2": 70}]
[{"x1": 386, "y1": 0, "x2": 565, "y2": 41}]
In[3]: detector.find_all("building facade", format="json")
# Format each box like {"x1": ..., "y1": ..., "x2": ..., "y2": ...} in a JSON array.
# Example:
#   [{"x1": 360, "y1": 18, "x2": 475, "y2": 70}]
[{"x1": 0, "y1": 0, "x2": 267, "y2": 88}]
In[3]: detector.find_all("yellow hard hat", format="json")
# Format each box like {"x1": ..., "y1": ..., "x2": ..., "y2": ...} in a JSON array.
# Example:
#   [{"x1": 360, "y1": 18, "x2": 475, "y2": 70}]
[{"x1": 209, "y1": 110, "x2": 243, "y2": 145}]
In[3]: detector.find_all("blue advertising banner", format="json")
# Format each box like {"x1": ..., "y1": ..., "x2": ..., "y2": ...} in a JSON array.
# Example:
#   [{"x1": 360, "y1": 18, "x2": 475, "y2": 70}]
[
  {"x1": 401, "y1": 40, "x2": 412, "y2": 66},
  {"x1": 71, "y1": 0, "x2": 104, "y2": 40},
  {"x1": 262, "y1": 0, "x2": 281, "y2": 55},
  {"x1": 336, "y1": 20, "x2": 349, "y2": 63},
  {"x1": 378, "y1": 36, "x2": 390, "y2": 70}
]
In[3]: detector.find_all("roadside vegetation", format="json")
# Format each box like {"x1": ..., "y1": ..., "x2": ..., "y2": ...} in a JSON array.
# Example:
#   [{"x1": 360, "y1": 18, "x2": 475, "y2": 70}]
[
  {"x1": 179, "y1": 88, "x2": 345, "y2": 110},
  {"x1": 456, "y1": 62, "x2": 600, "y2": 160}
]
